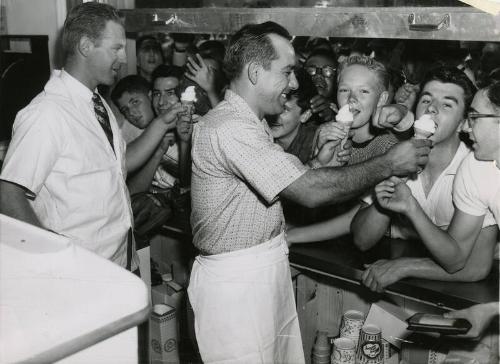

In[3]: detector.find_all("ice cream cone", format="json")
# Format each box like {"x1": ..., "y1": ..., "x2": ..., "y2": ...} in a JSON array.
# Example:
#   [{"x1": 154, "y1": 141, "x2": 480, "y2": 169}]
[
  {"x1": 336, "y1": 104, "x2": 354, "y2": 150},
  {"x1": 413, "y1": 128, "x2": 433, "y2": 139},
  {"x1": 180, "y1": 86, "x2": 197, "y2": 122}
]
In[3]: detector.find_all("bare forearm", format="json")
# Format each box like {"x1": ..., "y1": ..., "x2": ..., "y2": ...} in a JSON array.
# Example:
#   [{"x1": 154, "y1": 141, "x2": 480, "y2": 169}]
[
  {"x1": 127, "y1": 148, "x2": 165, "y2": 195},
  {"x1": 283, "y1": 155, "x2": 392, "y2": 208},
  {"x1": 406, "y1": 204, "x2": 463, "y2": 272},
  {"x1": 287, "y1": 205, "x2": 360, "y2": 243},
  {"x1": 0, "y1": 181, "x2": 42, "y2": 228},
  {"x1": 351, "y1": 203, "x2": 392, "y2": 251},
  {"x1": 126, "y1": 118, "x2": 169, "y2": 172}
]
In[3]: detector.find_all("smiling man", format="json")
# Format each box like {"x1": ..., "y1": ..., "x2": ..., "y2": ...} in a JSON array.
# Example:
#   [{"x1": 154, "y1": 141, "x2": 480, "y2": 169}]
[
  {"x1": 0, "y1": 2, "x2": 182, "y2": 272},
  {"x1": 188, "y1": 21, "x2": 431, "y2": 363}
]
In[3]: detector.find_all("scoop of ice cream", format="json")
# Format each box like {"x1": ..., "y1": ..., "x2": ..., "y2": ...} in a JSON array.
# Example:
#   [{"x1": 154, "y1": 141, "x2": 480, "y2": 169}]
[
  {"x1": 414, "y1": 114, "x2": 436, "y2": 134},
  {"x1": 180, "y1": 86, "x2": 197, "y2": 103},
  {"x1": 336, "y1": 104, "x2": 354, "y2": 124}
]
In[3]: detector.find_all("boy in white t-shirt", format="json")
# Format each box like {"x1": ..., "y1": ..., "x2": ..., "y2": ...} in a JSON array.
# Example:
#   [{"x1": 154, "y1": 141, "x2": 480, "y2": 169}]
[{"x1": 364, "y1": 82, "x2": 500, "y2": 292}]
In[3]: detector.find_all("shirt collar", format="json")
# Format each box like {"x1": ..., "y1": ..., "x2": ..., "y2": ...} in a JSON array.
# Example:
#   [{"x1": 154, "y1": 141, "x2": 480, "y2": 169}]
[
  {"x1": 445, "y1": 142, "x2": 471, "y2": 176},
  {"x1": 60, "y1": 69, "x2": 95, "y2": 103},
  {"x1": 225, "y1": 89, "x2": 261, "y2": 123},
  {"x1": 224, "y1": 89, "x2": 273, "y2": 137}
]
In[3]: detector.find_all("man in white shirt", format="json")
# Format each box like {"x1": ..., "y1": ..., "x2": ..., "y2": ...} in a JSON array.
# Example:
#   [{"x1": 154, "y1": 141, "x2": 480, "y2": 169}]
[{"x1": 0, "y1": 2, "x2": 182, "y2": 271}]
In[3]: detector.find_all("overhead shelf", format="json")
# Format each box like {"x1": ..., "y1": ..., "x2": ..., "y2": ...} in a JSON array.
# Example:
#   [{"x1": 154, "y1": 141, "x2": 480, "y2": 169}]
[{"x1": 121, "y1": 7, "x2": 500, "y2": 41}]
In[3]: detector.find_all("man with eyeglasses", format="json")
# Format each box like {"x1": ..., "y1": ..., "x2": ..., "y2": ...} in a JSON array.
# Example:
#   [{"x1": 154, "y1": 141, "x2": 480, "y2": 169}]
[
  {"x1": 358, "y1": 78, "x2": 500, "y2": 293},
  {"x1": 304, "y1": 49, "x2": 338, "y2": 122}
]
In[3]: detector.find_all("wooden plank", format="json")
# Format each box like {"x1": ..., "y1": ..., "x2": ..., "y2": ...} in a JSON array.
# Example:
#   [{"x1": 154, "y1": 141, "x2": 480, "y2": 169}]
[{"x1": 121, "y1": 7, "x2": 500, "y2": 41}]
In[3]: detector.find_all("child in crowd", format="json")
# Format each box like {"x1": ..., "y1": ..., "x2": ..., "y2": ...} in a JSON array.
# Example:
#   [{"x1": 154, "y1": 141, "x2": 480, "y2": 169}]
[
  {"x1": 304, "y1": 49, "x2": 338, "y2": 122},
  {"x1": 286, "y1": 55, "x2": 412, "y2": 243},
  {"x1": 136, "y1": 35, "x2": 164, "y2": 83}
]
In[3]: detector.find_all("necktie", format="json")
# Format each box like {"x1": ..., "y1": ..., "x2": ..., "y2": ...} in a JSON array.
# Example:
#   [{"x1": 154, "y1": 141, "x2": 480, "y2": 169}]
[{"x1": 92, "y1": 93, "x2": 114, "y2": 153}]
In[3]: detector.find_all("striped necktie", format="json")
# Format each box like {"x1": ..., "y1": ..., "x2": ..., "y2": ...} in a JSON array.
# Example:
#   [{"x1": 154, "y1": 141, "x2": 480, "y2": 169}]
[{"x1": 92, "y1": 93, "x2": 114, "y2": 152}]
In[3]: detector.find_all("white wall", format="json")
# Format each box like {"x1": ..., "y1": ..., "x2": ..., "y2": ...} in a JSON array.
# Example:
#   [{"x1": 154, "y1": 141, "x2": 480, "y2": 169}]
[{"x1": 5, "y1": 0, "x2": 66, "y2": 70}]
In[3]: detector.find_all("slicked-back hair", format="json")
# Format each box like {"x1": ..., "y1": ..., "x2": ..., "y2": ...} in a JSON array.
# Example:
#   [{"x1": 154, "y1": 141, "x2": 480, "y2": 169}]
[
  {"x1": 337, "y1": 55, "x2": 389, "y2": 92},
  {"x1": 223, "y1": 21, "x2": 291, "y2": 82},
  {"x1": 62, "y1": 2, "x2": 122, "y2": 61},
  {"x1": 421, "y1": 66, "x2": 477, "y2": 115},
  {"x1": 151, "y1": 65, "x2": 184, "y2": 85},
  {"x1": 110, "y1": 75, "x2": 150, "y2": 107}
]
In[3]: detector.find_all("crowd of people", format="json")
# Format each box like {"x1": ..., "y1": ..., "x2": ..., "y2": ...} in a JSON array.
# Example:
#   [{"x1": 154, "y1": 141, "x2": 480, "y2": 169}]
[{"x1": 0, "y1": 2, "x2": 498, "y2": 363}]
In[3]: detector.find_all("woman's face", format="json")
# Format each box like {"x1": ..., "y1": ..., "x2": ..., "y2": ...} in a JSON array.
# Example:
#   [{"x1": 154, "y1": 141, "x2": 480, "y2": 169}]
[{"x1": 269, "y1": 96, "x2": 302, "y2": 140}]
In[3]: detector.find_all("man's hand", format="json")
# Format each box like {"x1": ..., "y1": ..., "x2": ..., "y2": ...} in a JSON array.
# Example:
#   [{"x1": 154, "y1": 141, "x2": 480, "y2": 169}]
[
  {"x1": 372, "y1": 104, "x2": 408, "y2": 129},
  {"x1": 315, "y1": 140, "x2": 340, "y2": 166},
  {"x1": 337, "y1": 137, "x2": 353, "y2": 165},
  {"x1": 317, "y1": 122, "x2": 347, "y2": 149},
  {"x1": 375, "y1": 176, "x2": 416, "y2": 214},
  {"x1": 362, "y1": 259, "x2": 407, "y2": 293},
  {"x1": 395, "y1": 83, "x2": 420, "y2": 111},
  {"x1": 176, "y1": 115, "x2": 193, "y2": 143},
  {"x1": 385, "y1": 139, "x2": 431, "y2": 176},
  {"x1": 444, "y1": 302, "x2": 499, "y2": 340},
  {"x1": 157, "y1": 132, "x2": 176, "y2": 154},
  {"x1": 310, "y1": 95, "x2": 335, "y2": 122},
  {"x1": 157, "y1": 102, "x2": 184, "y2": 131},
  {"x1": 185, "y1": 54, "x2": 216, "y2": 94}
]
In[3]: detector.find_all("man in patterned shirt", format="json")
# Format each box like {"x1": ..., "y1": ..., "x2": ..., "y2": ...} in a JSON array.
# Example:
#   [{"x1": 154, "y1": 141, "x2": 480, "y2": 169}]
[{"x1": 188, "y1": 22, "x2": 431, "y2": 364}]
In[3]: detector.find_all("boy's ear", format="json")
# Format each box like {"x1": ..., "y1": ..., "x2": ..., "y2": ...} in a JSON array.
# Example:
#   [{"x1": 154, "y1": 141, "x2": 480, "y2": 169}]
[
  {"x1": 148, "y1": 90, "x2": 152, "y2": 100},
  {"x1": 456, "y1": 118, "x2": 465, "y2": 133},
  {"x1": 377, "y1": 90, "x2": 389, "y2": 108},
  {"x1": 247, "y1": 62, "x2": 259, "y2": 85},
  {"x1": 78, "y1": 36, "x2": 94, "y2": 57}
]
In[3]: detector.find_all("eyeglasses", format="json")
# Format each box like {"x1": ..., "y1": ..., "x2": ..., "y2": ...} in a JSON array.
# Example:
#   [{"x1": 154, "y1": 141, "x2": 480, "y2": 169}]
[
  {"x1": 305, "y1": 65, "x2": 336, "y2": 78},
  {"x1": 467, "y1": 112, "x2": 500, "y2": 121}
]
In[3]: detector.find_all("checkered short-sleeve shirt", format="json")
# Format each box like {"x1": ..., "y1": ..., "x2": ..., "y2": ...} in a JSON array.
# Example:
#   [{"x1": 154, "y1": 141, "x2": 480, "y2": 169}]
[{"x1": 190, "y1": 90, "x2": 308, "y2": 254}]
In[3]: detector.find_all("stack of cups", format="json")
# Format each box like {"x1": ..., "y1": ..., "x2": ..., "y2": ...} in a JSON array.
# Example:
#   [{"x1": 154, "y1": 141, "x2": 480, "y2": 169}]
[
  {"x1": 311, "y1": 331, "x2": 331, "y2": 364},
  {"x1": 332, "y1": 337, "x2": 356, "y2": 364},
  {"x1": 339, "y1": 310, "x2": 365, "y2": 348},
  {"x1": 355, "y1": 324, "x2": 383, "y2": 364}
]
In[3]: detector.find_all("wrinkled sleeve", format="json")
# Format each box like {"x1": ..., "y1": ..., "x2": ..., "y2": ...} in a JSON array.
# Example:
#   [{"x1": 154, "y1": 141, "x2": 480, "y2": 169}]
[
  {"x1": 218, "y1": 121, "x2": 308, "y2": 204},
  {"x1": 453, "y1": 155, "x2": 496, "y2": 227},
  {"x1": 0, "y1": 104, "x2": 61, "y2": 197}
]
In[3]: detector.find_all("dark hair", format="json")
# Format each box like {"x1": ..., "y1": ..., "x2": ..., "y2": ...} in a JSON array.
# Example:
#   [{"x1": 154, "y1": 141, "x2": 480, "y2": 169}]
[
  {"x1": 110, "y1": 75, "x2": 150, "y2": 107},
  {"x1": 486, "y1": 81, "x2": 500, "y2": 110},
  {"x1": 136, "y1": 35, "x2": 162, "y2": 55},
  {"x1": 198, "y1": 40, "x2": 226, "y2": 63},
  {"x1": 62, "y1": 2, "x2": 122, "y2": 60},
  {"x1": 224, "y1": 21, "x2": 291, "y2": 82},
  {"x1": 338, "y1": 55, "x2": 389, "y2": 91},
  {"x1": 421, "y1": 66, "x2": 477, "y2": 114},
  {"x1": 306, "y1": 49, "x2": 338, "y2": 67},
  {"x1": 151, "y1": 65, "x2": 184, "y2": 85}
]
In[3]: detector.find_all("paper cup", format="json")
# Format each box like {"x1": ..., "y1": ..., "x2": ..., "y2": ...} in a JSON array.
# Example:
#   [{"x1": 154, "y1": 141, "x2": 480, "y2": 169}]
[
  {"x1": 355, "y1": 324, "x2": 383, "y2": 364},
  {"x1": 332, "y1": 337, "x2": 356, "y2": 364},
  {"x1": 340, "y1": 310, "x2": 365, "y2": 346}
]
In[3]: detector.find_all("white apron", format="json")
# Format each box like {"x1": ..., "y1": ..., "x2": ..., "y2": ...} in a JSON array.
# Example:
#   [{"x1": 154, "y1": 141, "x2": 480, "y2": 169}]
[{"x1": 188, "y1": 232, "x2": 305, "y2": 364}]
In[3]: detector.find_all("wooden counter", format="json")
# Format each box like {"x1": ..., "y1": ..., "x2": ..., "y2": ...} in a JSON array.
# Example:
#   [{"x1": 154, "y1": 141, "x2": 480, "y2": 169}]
[{"x1": 289, "y1": 240, "x2": 499, "y2": 309}]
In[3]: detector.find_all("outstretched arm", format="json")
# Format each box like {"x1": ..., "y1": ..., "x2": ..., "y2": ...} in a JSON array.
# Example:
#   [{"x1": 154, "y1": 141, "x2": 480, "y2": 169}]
[
  {"x1": 362, "y1": 225, "x2": 497, "y2": 292},
  {"x1": 351, "y1": 201, "x2": 392, "y2": 251},
  {"x1": 281, "y1": 139, "x2": 431, "y2": 208},
  {"x1": 286, "y1": 204, "x2": 360, "y2": 244},
  {"x1": 126, "y1": 103, "x2": 184, "y2": 172}
]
